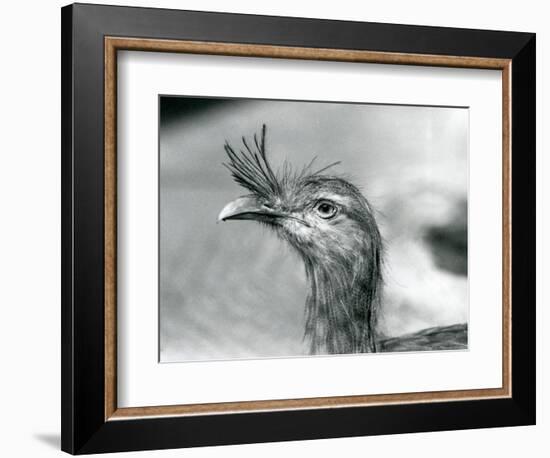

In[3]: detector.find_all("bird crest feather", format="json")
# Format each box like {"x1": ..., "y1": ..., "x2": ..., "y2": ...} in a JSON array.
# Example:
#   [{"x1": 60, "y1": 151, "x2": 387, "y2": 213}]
[{"x1": 223, "y1": 124, "x2": 341, "y2": 198}]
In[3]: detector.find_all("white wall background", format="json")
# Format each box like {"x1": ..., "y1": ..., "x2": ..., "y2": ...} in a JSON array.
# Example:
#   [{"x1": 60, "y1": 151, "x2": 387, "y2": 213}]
[{"x1": 0, "y1": 0, "x2": 544, "y2": 456}]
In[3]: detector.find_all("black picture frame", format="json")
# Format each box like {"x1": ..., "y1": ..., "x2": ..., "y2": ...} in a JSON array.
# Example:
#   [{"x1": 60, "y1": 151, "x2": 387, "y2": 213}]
[{"x1": 61, "y1": 3, "x2": 535, "y2": 454}]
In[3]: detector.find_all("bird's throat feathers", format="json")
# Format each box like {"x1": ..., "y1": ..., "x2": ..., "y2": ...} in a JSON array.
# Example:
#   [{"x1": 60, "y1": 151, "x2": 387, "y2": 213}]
[{"x1": 301, "y1": 229, "x2": 382, "y2": 355}]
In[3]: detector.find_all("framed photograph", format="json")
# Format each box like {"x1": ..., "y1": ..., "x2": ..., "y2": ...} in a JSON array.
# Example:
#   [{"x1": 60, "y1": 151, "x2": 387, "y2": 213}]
[{"x1": 61, "y1": 3, "x2": 536, "y2": 454}]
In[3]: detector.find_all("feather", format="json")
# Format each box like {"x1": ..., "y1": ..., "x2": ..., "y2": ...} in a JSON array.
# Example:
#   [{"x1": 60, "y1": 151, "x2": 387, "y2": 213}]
[
  {"x1": 223, "y1": 124, "x2": 281, "y2": 199},
  {"x1": 378, "y1": 324, "x2": 468, "y2": 352}
]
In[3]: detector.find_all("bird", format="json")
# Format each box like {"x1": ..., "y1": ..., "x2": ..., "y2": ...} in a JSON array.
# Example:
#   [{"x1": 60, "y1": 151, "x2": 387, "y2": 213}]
[{"x1": 218, "y1": 124, "x2": 467, "y2": 355}]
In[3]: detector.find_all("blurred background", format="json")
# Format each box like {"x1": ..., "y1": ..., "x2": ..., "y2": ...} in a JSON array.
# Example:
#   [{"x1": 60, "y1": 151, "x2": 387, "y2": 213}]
[{"x1": 159, "y1": 96, "x2": 468, "y2": 362}]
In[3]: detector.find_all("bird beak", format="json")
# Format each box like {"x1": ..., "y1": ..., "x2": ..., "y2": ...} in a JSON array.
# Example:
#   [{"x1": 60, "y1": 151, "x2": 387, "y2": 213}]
[{"x1": 218, "y1": 196, "x2": 281, "y2": 223}]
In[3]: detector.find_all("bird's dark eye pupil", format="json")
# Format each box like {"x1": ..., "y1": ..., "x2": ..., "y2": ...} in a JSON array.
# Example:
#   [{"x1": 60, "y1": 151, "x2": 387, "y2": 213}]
[{"x1": 315, "y1": 201, "x2": 337, "y2": 219}]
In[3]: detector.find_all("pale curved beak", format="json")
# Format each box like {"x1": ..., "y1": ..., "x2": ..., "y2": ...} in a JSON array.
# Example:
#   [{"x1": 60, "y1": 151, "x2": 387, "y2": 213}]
[
  {"x1": 218, "y1": 196, "x2": 276, "y2": 222},
  {"x1": 218, "y1": 196, "x2": 311, "y2": 227}
]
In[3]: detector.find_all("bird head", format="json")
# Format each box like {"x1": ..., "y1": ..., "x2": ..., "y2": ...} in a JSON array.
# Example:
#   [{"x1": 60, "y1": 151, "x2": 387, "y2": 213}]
[{"x1": 218, "y1": 125, "x2": 380, "y2": 267}]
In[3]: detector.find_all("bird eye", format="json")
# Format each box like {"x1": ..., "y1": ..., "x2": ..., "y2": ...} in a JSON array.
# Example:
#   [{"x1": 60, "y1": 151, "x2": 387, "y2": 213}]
[{"x1": 314, "y1": 200, "x2": 338, "y2": 219}]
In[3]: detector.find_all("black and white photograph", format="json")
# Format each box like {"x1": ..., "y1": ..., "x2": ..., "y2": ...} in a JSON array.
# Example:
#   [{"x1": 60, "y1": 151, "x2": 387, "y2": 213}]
[
  {"x1": 1, "y1": 0, "x2": 541, "y2": 456},
  {"x1": 159, "y1": 96, "x2": 469, "y2": 362}
]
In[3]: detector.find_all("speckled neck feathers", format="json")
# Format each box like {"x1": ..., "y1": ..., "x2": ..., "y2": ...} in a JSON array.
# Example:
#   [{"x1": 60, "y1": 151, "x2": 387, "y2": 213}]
[{"x1": 301, "y1": 222, "x2": 382, "y2": 354}]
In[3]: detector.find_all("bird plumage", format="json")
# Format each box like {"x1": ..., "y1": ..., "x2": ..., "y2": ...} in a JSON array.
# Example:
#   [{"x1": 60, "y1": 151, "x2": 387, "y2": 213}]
[{"x1": 219, "y1": 125, "x2": 383, "y2": 354}]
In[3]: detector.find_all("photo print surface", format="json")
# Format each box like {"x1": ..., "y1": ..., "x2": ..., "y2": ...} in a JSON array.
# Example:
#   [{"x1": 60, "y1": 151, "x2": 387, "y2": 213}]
[{"x1": 159, "y1": 96, "x2": 468, "y2": 362}]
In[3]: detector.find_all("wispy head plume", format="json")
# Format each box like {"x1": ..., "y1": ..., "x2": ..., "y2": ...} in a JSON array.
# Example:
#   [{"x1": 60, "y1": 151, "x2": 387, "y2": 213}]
[
  {"x1": 223, "y1": 124, "x2": 281, "y2": 200},
  {"x1": 223, "y1": 124, "x2": 341, "y2": 198}
]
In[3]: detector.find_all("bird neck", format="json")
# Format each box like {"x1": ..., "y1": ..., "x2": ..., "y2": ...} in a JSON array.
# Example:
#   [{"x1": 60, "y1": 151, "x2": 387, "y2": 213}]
[{"x1": 303, "y1": 242, "x2": 382, "y2": 355}]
